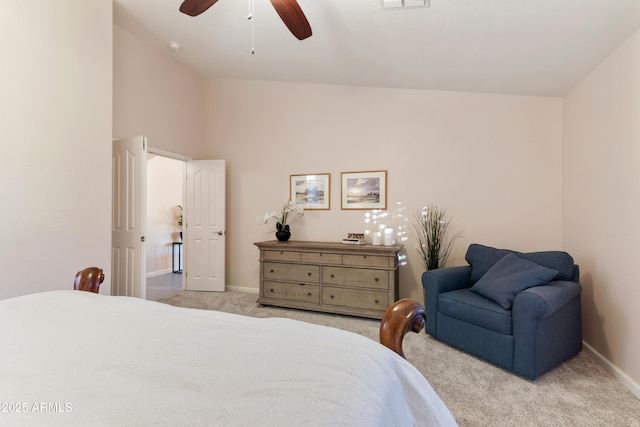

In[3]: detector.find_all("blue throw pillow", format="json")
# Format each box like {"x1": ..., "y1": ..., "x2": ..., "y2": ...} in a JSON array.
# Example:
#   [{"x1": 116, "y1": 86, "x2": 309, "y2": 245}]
[{"x1": 470, "y1": 253, "x2": 558, "y2": 309}]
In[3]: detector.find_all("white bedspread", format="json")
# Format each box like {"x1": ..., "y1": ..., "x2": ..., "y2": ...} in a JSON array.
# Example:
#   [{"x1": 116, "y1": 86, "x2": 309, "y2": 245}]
[{"x1": 0, "y1": 291, "x2": 456, "y2": 426}]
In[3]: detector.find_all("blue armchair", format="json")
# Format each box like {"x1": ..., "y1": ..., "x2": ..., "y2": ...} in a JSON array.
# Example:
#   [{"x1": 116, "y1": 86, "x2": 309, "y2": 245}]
[{"x1": 422, "y1": 244, "x2": 582, "y2": 380}]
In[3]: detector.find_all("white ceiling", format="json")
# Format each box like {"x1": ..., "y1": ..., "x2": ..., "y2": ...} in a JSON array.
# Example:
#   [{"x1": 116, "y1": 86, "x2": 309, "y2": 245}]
[{"x1": 113, "y1": 0, "x2": 640, "y2": 97}]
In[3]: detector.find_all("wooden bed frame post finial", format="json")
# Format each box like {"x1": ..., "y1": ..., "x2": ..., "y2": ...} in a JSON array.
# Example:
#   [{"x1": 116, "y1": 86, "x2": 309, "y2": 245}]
[{"x1": 379, "y1": 299, "x2": 426, "y2": 359}]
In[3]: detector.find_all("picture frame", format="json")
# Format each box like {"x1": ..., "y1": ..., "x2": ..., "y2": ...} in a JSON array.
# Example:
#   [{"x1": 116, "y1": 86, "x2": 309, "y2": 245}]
[
  {"x1": 290, "y1": 173, "x2": 331, "y2": 210},
  {"x1": 341, "y1": 170, "x2": 387, "y2": 210}
]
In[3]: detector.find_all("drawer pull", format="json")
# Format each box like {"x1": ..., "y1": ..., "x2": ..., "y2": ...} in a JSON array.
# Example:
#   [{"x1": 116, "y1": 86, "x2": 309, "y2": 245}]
[
  {"x1": 270, "y1": 288, "x2": 274, "y2": 293},
  {"x1": 330, "y1": 274, "x2": 335, "y2": 278},
  {"x1": 307, "y1": 292, "x2": 312, "y2": 297},
  {"x1": 374, "y1": 277, "x2": 379, "y2": 282},
  {"x1": 374, "y1": 299, "x2": 379, "y2": 304},
  {"x1": 330, "y1": 295, "x2": 335, "y2": 299},
  {"x1": 270, "y1": 269, "x2": 275, "y2": 273},
  {"x1": 307, "y1": 272, "x2": 312, "y2": 276}
]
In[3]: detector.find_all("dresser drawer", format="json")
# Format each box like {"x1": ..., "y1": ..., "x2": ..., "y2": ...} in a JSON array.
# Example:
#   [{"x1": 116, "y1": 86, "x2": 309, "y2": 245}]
[
  {"x1": 322, "y1": 287, "x2": 389, "y2": 311},
  {"x1": 264, "y1": 262, "x2": 320, "y2": 283},
  {"x1": 323, "y1": 266, "x2": 389, "y2": 290},
  {"x1": 263, "y1": 250, "x2": 301, "y2": 262},
  {"x1": 263, "y1": 281, "x2": 320, "y2": 303},
  {"x1": 301, "y1": 252, "x2": 342, "y2": 264},
  {"x1": 342, "y1": 254, "x2": 393, "y2": 268}
]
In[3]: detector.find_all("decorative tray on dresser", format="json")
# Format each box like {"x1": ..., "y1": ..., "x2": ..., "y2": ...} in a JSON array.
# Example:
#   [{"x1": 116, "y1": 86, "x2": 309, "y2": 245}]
[{"x1": 254, "y1": 240, "x2": 403, "y2": 319}]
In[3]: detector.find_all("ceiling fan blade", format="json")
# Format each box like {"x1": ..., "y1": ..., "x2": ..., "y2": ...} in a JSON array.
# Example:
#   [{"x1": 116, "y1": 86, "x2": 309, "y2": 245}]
[
  {"x1": 269, "y1": 0, "x2": 312, "y2": 40},
  {"x1": 179, "y1": 0, "x2": 219, "y2": 17}
]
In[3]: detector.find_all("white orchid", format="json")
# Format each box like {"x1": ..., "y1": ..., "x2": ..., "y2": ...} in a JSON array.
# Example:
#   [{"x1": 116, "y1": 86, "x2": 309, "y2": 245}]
[{"x1": 263, "y1": 200, "x2": 304, "y2": 232}]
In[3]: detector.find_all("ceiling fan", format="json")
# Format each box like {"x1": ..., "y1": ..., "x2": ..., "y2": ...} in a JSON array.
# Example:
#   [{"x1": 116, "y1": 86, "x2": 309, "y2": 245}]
[{"x1": 179, "y1": 0, "x2": 312, "y2": 40}]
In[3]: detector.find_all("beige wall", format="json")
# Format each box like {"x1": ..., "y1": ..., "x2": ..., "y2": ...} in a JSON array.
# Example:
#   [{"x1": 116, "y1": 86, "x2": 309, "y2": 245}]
[
  {"x1": 0, "y1": 0, "x2": 112, "y2": 298},
  {"x1": 563, "y1": 28, "x2": 640, "y2": 389},
  {"x1": 203, "y1": 79, "x2": 563, "y2": 300},
  {"x1": 113, "y1": 23, "x2": 206, "y2": 158}
]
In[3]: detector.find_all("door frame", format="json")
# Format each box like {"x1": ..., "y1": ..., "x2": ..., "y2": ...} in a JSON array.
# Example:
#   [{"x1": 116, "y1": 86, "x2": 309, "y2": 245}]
[{"x1": 148, "y1": 147, "x2": 191, "y2": 163}]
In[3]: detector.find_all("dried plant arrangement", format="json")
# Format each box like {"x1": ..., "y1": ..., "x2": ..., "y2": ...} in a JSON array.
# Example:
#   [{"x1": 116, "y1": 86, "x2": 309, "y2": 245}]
[{"x1": 412, "y1": 205, "x2": 463, "y2": 271}]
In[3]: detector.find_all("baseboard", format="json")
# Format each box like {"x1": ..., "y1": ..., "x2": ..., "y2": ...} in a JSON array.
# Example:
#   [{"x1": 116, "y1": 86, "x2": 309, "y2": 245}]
[
  {"x1": 226, "y1": 285, "x2": 259, "y2": 294},
  {"x1": 146, "y1": 269, "x2": 172, "y2": 278},
  {"x1": 583, "y1": 340, "x2": 640, "y2": 399}
]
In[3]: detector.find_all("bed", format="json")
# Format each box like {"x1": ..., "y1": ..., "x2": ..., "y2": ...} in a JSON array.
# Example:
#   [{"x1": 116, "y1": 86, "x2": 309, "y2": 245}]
[{"x1": 0, "y1": 290, "x2": 457, "y2": 426}]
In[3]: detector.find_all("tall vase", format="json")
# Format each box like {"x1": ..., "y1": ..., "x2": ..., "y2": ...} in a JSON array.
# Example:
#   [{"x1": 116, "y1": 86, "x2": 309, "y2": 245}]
[{"x1": 275, "y1": 231, "x2": 291, "y2": 242}]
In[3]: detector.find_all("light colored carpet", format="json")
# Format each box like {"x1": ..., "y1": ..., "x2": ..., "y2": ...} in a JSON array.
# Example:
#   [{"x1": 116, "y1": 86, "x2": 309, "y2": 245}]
[{"x1": 157, "y1": 290, "x2": 640, "y2": 427}]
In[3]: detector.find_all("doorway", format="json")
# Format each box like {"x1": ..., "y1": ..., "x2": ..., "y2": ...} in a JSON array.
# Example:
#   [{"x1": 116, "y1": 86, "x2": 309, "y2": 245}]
[
  {"x1": 112, "y1": 138, "x2": 226, "y2": 298},
  {"x1": 145, "y1": 153, "x2": 185, "y2": 301}
]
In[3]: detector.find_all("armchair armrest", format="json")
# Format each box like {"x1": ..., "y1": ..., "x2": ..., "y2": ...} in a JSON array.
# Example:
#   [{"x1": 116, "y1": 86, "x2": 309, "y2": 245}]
[
  {"x1": 512, "y1": 280, "x2": 583, "y2": 379},
  {"x1": 422, "y1": 266, "x2": 472, "y2": 295},
  {"x1": 422, "y1": 266, "x2": 472, "y2": 335},
  {"x1": 513, "y1": 280, "x2": 582, "y2": 318}
]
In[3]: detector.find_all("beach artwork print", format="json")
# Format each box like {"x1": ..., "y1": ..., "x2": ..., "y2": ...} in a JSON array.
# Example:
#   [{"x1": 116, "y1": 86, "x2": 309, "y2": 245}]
[
  {"x1": 290, "y1": 174, "x2": 330, "y2": 209},
  {"x1": 346, "y1": 178, "x2": 380, "y2": 204},
  {"x1": 341, "y1": 171, "x2": 387, "y2": 210}
]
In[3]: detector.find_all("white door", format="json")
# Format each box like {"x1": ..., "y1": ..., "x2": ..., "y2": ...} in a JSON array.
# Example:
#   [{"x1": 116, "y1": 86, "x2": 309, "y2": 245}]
[
  {"x1": 185, "y1": 160, "x2": 226, "y2": 292},
  {"x1": 112, "y1": 136, "x2": 147, "y2": 298}
]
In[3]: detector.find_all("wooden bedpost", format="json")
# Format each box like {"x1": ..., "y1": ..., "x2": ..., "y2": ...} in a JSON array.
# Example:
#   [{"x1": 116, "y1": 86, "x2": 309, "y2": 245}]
[
  {"x1": 73, "y1": 267, "x2": 105, "y2": 294},
  {"x1": 379, "y1": 299, "x2": 426, "y2": 359}
]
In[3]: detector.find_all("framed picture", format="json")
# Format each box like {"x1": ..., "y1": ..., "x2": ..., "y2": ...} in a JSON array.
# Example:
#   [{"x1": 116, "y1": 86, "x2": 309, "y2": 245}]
[
  {"x1": 341, "y1": 170, "x2": 387, "y2": 210},
  {"x1": 290, "y1": 173, "x2": 331, "y2": 210}
]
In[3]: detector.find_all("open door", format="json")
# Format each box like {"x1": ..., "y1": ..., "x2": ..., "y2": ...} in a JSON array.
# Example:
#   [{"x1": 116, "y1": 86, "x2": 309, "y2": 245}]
[
  {"x1": 112, "y1": 136, "x2": 147, "y2": 298},
  {"x1": 185, "y1": 160, "x2": 226, "y2": 292}
]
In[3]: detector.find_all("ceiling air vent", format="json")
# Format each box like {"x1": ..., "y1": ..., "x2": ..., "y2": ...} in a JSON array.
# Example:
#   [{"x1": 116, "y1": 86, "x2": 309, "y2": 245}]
[{"x1": 382, "y1": 0, "x2": 429, "y2": 9}]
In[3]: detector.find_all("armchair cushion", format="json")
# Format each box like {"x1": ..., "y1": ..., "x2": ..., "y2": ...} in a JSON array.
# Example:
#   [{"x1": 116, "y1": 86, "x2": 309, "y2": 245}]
[
  {"x1": 440, "y1": 289, "x2": 513, "y2": 334},
  {"x1": 470, "y1": 254, "x2": 559, "y2": 309},
  {"x1": 518, "y1": 252, "x2": 575, "y2": 281},
  {"x1": 465, "y1": 244, "x2": 514, "y2": 284},
  {"x1": 465, "y1": 243, "x2": 575, "y2": 283}
]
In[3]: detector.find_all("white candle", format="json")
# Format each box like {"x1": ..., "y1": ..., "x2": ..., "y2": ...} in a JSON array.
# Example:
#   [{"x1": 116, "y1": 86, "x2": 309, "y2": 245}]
[
  {"x1": 384, "y1": 228, "x2": 394, "y2": 246},
  {"x1": 372, "y1": 231, "x2": 382, "y2": 246}
]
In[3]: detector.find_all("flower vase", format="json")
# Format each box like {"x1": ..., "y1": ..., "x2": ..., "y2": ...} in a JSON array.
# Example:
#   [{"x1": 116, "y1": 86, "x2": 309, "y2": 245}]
[{"x1": 275, "y1": 231, "x2": 291, "y2": 242}]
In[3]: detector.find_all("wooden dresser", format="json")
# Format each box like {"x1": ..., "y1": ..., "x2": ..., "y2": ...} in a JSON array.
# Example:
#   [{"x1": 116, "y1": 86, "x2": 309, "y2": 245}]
[{"x1": 254, "y1": 240, "x2": 403, "y2": 319}]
